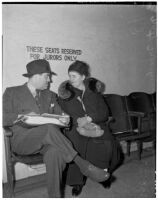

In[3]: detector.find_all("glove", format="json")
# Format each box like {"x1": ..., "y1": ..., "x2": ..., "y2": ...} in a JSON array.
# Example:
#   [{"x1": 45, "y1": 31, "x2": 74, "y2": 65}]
[
  {"x1": 77, "y1": 117, "x2": 89, "y2": 127},
  {"x1": 77, "y1": 122, "x2": 104, "y2": 137}
]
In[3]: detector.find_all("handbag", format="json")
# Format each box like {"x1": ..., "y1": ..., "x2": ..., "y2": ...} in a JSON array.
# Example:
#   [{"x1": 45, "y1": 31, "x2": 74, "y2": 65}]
[
  {"x1": 76, "y1": 94, "x2": 104, "y2": 137},
  {"x1": 77, "y1": 122, "x2": 104, "y2": 137}
]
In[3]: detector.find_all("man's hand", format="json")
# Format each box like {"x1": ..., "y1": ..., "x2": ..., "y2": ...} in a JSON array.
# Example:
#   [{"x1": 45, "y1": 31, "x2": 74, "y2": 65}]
[
  {"x1": 14, "y1": 114, "x2": 28, "y2": 123},
  {"x1": 59, "y1": 113, "x2": 70, "y2": 125},
  {"x1": 15, "y1": 112, "x2": 38, "y2": 124}
]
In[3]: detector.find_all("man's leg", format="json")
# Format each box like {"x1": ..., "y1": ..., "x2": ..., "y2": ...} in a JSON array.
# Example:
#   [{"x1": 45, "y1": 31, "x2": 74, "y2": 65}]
[
  {"x1": 42, "y1": 145, "x2": 66, "y2": 198},
  {"x1": 41, "y1": 124, "x2": 110, "y2": 182},
  {"x1": 12, "y1": 124, "x2": 110, "y2": 188},
  {"x1": 12, "y1": 125, "x2": 75, "y2": 197},
  {"x1": 13, "y1": 124, "x2": 77, "y2": 161},
  {"x1": 41, "y1": 124, "x2": 77, "y2": 162}
]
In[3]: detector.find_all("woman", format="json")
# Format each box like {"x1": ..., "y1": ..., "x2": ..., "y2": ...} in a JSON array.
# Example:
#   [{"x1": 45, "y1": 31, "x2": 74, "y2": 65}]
[{"x1": 58, "y1": 60, "x2": 122, "y2": 196}]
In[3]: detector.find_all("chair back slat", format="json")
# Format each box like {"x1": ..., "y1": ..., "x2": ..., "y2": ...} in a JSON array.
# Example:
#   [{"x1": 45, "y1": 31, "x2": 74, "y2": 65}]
[{"x1": 104, "y1": 94, "x2": 133, "y2": 133}]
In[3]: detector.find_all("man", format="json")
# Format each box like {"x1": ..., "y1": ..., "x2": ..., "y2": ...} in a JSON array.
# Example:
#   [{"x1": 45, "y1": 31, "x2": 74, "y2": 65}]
[{"x1": 3, "y1": 59, "x2": 109, "y2": 197}]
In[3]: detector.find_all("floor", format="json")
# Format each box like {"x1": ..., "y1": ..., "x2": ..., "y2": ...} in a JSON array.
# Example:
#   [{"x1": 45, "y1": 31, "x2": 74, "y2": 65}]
[{"x1": 3, "y1": 148, "x2": 156, "y2": 198}]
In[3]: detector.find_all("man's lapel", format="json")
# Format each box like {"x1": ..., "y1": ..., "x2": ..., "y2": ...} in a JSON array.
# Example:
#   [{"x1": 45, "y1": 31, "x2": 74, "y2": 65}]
[{"x1": 22, "y1": 83, "x2": 41, "y2": 113}]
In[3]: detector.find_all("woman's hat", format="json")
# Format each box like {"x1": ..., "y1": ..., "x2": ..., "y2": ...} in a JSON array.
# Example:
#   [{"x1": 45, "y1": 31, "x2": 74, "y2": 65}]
[{"x1": 23, "y1": 59, "x2": 57, "y2": 77}]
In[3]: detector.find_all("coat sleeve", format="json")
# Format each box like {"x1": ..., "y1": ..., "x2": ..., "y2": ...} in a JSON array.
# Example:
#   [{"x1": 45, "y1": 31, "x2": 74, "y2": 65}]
[
  {"x1": 85, "y1": 93, "x2": 109, "y2": 123},
  {"x1": 3, "y1": 88, "x2": 19, "y2": 127}
]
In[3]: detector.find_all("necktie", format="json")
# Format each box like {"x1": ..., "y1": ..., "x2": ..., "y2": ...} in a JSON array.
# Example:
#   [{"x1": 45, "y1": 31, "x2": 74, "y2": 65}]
[{"x1": 35, "y1": 90, "x2": 40, "y2": 108}]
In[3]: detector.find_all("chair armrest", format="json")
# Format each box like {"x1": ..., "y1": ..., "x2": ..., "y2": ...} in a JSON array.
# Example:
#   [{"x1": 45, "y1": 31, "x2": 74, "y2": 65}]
[
  {"x1": 128, "y1": 111, "x2": 146, "y2": 135},
  {"x1": 3, "y1": 127, "x2": 13, "y2": 137},
  {"x1": 147, "y1": 111, "x2": 156, "y2": 117},
  {"x1": 128, "y1": 111, "x2": 145, "y2": 118},
  {"x1": 107, "y1": 116, "x2": 115, "y2": 123},
  {"x1": 106, "y1": 116, "x2": 115, "y2": 126}
]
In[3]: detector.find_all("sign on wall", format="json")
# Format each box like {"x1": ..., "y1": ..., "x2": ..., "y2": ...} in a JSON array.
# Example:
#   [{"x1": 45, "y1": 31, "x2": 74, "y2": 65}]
[{"x1": 26, "y1": 46, "x2": 82, "y2": 61}]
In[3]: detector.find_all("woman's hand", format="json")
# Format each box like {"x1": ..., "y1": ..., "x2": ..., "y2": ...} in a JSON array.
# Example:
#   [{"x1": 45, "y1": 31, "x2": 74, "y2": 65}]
[{"x1": 77, "y1": 116, "x2": 90, "y2": 127}]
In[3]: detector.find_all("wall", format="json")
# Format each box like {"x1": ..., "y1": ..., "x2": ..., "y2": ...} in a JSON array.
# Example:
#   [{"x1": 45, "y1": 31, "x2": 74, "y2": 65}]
[
  {"x1": 2, "y1": 4, "x2": 156, "y2": 182},
  {"x1": 3, "y1": 4, "x2": 156, "y2": 94}
]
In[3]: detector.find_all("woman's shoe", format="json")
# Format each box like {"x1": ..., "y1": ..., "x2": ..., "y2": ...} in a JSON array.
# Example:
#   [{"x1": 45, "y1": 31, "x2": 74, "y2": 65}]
[{"x1": 72, "y1": 185, "x2": 83, "y2": 196}]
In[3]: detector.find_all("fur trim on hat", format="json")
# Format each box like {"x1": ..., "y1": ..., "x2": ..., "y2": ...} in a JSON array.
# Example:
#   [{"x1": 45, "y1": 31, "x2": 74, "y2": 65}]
[{"x1": 58, "y1": 78, "x2": 105, "y2": 100}]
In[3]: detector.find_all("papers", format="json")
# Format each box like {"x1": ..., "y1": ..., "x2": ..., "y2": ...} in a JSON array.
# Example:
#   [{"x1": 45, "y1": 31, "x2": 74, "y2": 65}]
[{"x1": 14, "y1": 113, "x2": 69, "y2": 127}]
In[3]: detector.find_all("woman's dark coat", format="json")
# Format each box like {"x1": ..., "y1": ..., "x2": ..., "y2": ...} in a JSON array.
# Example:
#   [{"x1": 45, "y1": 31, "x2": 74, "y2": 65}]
[{"x1": 58, "y1": 80, "x2": 121, "y2": 185}]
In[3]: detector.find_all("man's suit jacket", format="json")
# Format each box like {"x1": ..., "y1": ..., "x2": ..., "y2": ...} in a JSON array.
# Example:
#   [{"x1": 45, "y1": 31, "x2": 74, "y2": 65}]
[{"x1": 3, "y1": 83, "x2": 64, "y2": 144}]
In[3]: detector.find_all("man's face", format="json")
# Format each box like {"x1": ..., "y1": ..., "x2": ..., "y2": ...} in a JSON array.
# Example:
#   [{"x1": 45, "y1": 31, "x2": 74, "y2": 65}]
[{"x1": 34, "y1": 73, "x2": 50, "y2": 90}]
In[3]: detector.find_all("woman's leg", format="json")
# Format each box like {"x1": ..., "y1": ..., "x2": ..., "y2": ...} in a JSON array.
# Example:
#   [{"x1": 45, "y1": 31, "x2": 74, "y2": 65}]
[
  {"x1": 66, "y1": 163, "x2": 85, "y2": 185},
  {"x1": 12, "y1": 124, "x2": 110, "y2": 182},
  {"x1": 86, "y1": 139, "x2": 113, "y2": 169}
]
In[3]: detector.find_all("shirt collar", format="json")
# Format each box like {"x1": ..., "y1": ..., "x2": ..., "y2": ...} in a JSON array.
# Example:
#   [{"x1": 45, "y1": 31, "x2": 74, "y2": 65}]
[{"x1": 27, "y1": 82, "x2": 37, "y2": 97}]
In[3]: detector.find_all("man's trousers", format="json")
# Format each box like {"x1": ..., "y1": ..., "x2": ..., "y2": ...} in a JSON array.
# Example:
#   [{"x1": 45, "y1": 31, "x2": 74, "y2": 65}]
[{"x1": 11, "y1": 124, "x2": 77, "y2": 197}]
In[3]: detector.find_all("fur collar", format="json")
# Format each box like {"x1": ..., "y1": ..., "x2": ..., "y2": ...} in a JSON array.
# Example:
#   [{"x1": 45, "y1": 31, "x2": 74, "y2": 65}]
[{"x1": 58, "y1": 77, "x2": 105, "y2": 100}]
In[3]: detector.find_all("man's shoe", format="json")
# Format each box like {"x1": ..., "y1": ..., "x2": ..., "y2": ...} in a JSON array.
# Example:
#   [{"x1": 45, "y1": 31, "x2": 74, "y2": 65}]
[
  {"x1": 72, "y1": 185, "x2": 83, "y2": 196},
  {"x1": 100, "y1": 175, "x2": 116, "y2": 189},
  {"x1": 80, "y1": 162, "x2": 110, "y2": 182}
]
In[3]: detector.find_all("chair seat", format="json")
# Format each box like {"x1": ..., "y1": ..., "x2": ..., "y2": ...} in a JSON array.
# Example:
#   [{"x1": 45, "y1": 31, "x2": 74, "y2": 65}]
[
  {"x1": 113, "y1": 131, "x2": 151, "y2": 141},
  {"x1": 12, "y1": 153, "x2": 43, "y2": 165}
]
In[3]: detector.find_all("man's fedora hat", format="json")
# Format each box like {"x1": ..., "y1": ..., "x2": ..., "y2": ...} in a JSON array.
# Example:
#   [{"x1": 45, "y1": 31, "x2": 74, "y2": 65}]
[{"x1": 23, "y1": 59, "x2": 57, "y2": 77}]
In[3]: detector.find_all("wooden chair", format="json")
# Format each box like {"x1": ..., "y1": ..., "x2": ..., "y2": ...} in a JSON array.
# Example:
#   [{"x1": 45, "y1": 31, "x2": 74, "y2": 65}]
[
  {"x1": 3, "y1": 127, "x2": 44, "y2": 197},
  {"x1": 128, "y1": 92, "x2": 156, "y2": 155},
  {"x1": 150, "y1": 92, "x2": 156, "y2": 112},
  {"x1": 104, "y1": 94, "x2": 152, "y2": 160}
]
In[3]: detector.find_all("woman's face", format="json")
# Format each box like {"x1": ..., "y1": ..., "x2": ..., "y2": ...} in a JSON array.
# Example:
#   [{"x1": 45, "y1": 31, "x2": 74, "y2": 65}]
[{"x1": 68, "y1": 71, "x2": 85, "y2": 89}]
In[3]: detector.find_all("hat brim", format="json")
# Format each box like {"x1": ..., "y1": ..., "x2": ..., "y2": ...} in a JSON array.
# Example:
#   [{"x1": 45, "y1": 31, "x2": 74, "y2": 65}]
[{"x1": 22, "y1": 71, "x2": 57, "y2": 77}]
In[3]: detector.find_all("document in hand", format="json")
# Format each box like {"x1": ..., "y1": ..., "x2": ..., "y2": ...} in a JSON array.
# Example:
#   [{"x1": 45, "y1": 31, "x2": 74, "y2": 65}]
[{"x1": 14, "y1": 113, "x2": 69, "y2": 127}]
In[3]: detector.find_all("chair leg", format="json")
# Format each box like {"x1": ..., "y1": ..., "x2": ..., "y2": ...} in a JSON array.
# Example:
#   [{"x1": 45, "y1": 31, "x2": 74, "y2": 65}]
[
  {"x1": 153, "y1": 139, "x2": 156, "y2": 151},
  {"x1": 152, "y1": 139, "x2": 156, "y2": 156},
  {"x1": 137, "y1": 141, "x2": 143, "y2": 160},
  {"x1": 6, "y1": 161, "x2": 15, "y2": 197},
  {"x1": 126, "y1": 141, "x2": 131, "y2": 156}
]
